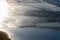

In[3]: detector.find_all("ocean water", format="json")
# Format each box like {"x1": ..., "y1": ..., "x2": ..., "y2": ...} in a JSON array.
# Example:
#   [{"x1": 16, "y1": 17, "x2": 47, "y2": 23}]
[
  {"x1": 2, "y1": 28, "x2": 60, "y2": 40},
  {"x1": 0, "y1": 0, "x2": 60, "y2": 40}
]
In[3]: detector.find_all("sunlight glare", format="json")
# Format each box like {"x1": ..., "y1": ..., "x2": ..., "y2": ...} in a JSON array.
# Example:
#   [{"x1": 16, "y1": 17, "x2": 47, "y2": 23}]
[{"x1": 0, "y1": 0, "x2": 9, "y2": 28}]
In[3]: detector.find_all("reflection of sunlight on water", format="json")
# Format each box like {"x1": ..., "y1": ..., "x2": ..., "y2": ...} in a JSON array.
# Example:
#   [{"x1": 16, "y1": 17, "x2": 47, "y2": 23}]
[
  {"x1": 0, "y1": 0, "x2": 9, "y2": 28},
  {"x1": 0, "y1": 0, "x2": 9, "y2": 22}
]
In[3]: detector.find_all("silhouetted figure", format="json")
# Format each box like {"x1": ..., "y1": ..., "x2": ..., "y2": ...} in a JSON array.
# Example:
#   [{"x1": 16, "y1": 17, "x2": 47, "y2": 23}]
[{"x1": 0, "y1": 31, "x2": 11, "y2": 40}]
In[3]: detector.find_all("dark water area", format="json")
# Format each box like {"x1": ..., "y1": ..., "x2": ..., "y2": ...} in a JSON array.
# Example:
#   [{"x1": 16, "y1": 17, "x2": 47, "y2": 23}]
[{"x1": 4, "y1": 28, "x2": 60, "y2": 40}]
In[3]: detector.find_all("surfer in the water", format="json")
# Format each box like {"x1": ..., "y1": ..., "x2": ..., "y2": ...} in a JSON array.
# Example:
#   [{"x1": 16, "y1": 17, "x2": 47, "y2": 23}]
[{"x1": 0, "y1": 31, "x2": 11, "y2": 40}]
